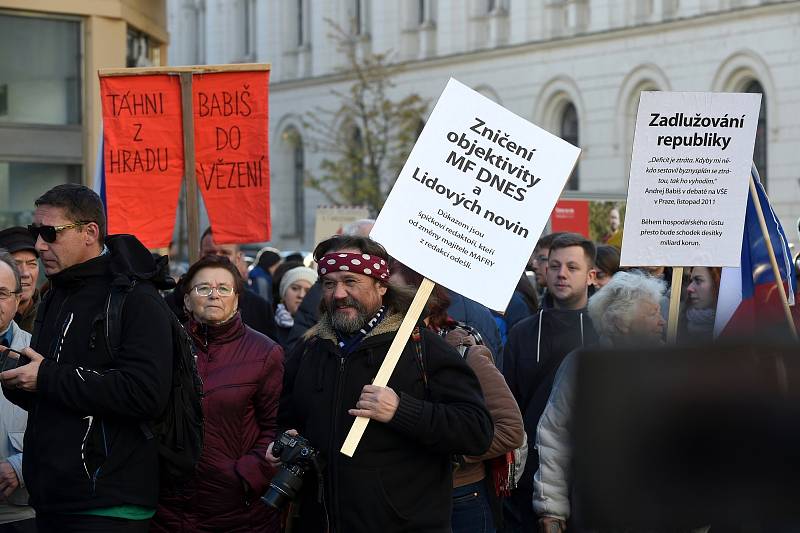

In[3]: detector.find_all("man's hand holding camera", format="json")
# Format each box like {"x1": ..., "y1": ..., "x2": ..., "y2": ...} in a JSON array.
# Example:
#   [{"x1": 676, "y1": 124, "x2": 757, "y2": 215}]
[
  {"x1": 348, "y1": 384, "x2": 399, "y2": 423},
  {"x1": 0, "y1": 346, "x2": 43, "y2": 392},
  {"x1": 266, "y1": 429, "x2": 298, "y2": 467}
]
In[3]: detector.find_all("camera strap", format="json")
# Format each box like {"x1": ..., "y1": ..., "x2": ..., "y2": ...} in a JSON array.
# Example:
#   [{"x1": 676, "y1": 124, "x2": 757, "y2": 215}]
[{"x1": 411, "y1": 326, "x2": 430, "y2": 397}]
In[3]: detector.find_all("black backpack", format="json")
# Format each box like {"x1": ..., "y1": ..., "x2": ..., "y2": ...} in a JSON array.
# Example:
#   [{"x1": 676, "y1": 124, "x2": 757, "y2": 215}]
[{"x1": 104, "y1": 278, "x2": 204, "y2": 487}]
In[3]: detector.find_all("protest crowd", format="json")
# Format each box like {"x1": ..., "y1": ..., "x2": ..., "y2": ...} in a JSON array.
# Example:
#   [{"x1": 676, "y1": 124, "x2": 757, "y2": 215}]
[{"x1": 0, "y1": 182, "x2": 795, "y2": 533}]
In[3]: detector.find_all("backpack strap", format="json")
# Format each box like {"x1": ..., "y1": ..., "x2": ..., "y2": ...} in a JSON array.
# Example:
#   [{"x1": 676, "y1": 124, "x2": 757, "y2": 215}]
[
  {"x1": 30, "y1": 288, "x2": 53, "y2": 353},
  {"x1": 104, "y1": 280, "x2": 136, "y2": 360}
]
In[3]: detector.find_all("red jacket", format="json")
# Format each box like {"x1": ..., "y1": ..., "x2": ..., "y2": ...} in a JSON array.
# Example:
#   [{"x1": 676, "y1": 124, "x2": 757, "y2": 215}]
[{"x1": 153, "y1": 313, "x2": 284, "y2": 532}]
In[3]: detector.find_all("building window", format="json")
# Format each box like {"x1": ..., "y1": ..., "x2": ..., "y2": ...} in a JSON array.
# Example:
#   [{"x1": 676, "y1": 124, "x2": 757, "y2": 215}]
[
  {"x1": 243, "y1": 0, "x2": 256, "y2": 59},
  {"x1": 292, "y1": 136, "x2": 305, "y2": 238},
  {"x1": 0, "y1": 14, "x2": 81, "y2": 125},
  {"x1": 560, "y1": 103, "x2": 579, "y2": 190},
  {"x1": 127, "y1": 27, "x2": 160, "y2": 67},
  {"x1": 744, "y1": 80, "x2": 767, "y2": 188},
  {"x1": 297, "y1": 0, "x2": 305, "y2": 46},
  {"x1": 418, "y1": 0, "x2": 427, "y2": 25},
  {"x1": 0, "y1": 163, "x2": 82, "y2": 228},
  {"x1": 350, "y1": 125, "x2": 365, "y2": 198},
  {"x1": 485, "y1": 0, "x2": 507, "y2": 13},
  {"x1": 349, "y1": 0, "x2": 368, "y2": 35}
]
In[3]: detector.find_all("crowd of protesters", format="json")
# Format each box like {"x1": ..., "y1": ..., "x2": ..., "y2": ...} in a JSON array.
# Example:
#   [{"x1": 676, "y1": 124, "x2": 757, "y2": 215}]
[{"x1": 0, "y1": 184, "x2": 795, "y2": 532}]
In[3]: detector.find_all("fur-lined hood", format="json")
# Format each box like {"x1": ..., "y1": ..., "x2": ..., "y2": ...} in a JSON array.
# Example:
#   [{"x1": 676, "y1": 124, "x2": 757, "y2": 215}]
[{"x1": 303, "y1": 310, "x2": 405, "y2": 343}]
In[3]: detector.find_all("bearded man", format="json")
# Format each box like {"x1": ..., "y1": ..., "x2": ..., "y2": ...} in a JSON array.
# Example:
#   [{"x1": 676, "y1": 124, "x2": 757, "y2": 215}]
[{"x1": 271, "y1": 234, "x2": 493, "y2": 533}]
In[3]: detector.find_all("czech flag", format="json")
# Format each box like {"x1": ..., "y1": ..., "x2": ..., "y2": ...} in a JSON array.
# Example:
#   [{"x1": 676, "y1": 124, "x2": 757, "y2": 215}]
[{"x1": 714, "y1": 165, "x2": 797, "y2": 337}]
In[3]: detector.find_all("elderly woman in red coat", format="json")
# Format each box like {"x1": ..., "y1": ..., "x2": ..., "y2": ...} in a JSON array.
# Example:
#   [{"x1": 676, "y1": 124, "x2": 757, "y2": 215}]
[{"x1": 152, "y1": 255, "x2": 284, "y2": 532}]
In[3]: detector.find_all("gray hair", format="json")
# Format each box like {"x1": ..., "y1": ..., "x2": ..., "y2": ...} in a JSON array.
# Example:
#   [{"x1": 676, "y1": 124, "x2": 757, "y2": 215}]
[
  {"x1": 587, "y1": 271, "x2": 665, "y2": 339},
  {"x1": 0, "y1": 249, "x2": 22, "y2": 293}
]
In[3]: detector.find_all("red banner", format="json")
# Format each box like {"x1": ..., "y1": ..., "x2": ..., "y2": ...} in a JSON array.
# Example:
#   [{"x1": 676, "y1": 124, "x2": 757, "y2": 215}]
[
  {"x1": 550, "y1": 199, "x2": 590, "y2": 236},
  {"x1": 193, "y1": 70, "x2": 270, "y2": 244},
  {"x1": 101, "y1": 75, "x2": 184, "y2": 248}
]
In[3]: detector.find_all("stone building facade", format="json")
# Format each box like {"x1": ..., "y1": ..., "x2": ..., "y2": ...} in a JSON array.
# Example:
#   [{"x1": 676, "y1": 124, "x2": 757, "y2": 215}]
[{"x1": 168, "y1": 0, "x2": 800, "y2": 250}]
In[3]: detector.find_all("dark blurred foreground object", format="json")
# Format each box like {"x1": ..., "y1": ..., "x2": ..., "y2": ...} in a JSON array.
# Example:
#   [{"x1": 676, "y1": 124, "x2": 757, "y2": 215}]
[{"x1": 574, "y1": 341, "x2": 800, "y2": 531}]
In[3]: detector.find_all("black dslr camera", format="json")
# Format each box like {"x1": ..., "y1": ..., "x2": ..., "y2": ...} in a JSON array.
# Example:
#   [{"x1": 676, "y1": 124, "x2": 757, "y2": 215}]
[{"x1": 262, "y1": 431, "x2": 319, "y2": 510}]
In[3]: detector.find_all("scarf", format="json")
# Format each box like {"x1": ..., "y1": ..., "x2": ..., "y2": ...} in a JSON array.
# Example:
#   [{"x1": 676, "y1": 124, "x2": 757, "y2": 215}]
[
  {"x1": 334, "y1": 305, "x2": 387, "y2": 356},
  {"x1": 274, "y1": 303, "x2": 294, "y2": 329},
  {"x1": 686, "y1": 307, "x2": 716, "y2": 335}
]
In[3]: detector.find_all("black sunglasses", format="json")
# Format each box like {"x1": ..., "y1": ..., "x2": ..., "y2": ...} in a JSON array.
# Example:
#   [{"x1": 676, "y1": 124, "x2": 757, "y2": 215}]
[{"x1": 27, "y1": 222, "x2": 91, "y2": 244}]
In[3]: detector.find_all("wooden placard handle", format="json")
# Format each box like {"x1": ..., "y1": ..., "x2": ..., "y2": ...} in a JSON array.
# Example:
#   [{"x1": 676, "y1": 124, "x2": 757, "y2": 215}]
[{"x1": 340, "y1": 278, "x2": 436, "y2": 457}]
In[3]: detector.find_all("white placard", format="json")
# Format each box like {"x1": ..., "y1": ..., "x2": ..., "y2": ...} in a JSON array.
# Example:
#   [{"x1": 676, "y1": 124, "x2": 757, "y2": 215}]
[
  {"x1": 620, "y1": 91, "x2": 761, "y2": 267},
  {"x1": 371, "y1": 78, "x2": 580, "y2": 311}
]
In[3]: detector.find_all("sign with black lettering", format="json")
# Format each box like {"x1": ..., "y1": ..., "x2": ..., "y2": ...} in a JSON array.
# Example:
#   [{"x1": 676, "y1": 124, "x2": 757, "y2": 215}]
[
  {"x1": 620, "y1": 92, "x2": 761, "y2": 267},
  {"x1": 194, "y1": 70, "x2": 270, "y2": 244},
  {"x1": 101, "y1": 75, "x2": 184, "y2": 247},
  {"x1": 371, "y1": 78, "x2": 580, "y2": 311}
]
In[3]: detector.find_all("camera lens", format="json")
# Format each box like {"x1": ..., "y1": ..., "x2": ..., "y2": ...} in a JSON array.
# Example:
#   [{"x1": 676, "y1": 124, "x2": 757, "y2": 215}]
[
  {"x1": 261, "y1": 483, "x2": 292, "y2": 510},
  {"x1": 262, "y1": 465, "x2": 308, "y2": 510}
]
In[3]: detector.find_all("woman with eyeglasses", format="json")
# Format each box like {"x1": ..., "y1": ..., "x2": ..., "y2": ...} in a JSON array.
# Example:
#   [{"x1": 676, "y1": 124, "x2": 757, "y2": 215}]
[{"x1": 152, "y1": 255, "x2": 284, "y2": 533}]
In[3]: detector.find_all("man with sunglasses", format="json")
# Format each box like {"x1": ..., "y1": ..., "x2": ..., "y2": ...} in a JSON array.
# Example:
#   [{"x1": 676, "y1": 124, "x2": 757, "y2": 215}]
[{"x1": 0, "y1": 184, "x2": 173, "y2": 532}]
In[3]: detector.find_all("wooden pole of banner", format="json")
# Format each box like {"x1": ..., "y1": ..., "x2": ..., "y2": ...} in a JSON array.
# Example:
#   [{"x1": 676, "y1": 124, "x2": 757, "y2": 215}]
[
  {"x1": 667, "y1": 267, "x2": 684, "y2": 344},
  {"x1": 98, "y1": 63, "x2": 270, "y2": 77},
  {"x1": 179, "y1": 73, "x2": 200, "y2": 265},
  {"x1": 340, "y1": 277, "x2": 436, "y2": 457},
  {"x1": 748, "y1": 174, "x2": 799, "y2": 341}
]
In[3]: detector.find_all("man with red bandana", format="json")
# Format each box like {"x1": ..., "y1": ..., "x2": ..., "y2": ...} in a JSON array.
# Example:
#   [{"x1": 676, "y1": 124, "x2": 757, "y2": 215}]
[{"x1": 271, "y1": 234, "x2": 493, "y2": 533}]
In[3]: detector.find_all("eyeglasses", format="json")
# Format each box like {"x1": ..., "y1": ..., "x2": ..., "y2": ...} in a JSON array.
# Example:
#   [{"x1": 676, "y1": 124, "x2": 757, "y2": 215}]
[
  {"x1": 0, "y1": 289, "x2": 21, "y2": 301},
  {"x1": 27, "y1": 222, "x2": 91, "y2": 244},
  {"x1": 191, "y1": 284, "x2": 235, "y2": 297}
]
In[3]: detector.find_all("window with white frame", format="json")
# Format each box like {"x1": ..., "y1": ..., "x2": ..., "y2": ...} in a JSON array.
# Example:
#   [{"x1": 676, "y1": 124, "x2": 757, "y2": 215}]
[
  {"x1": 560, "y1": 103, "x2": 580, "y2": 190},
  {"x1": 744, "y1": 80, "x2": 767, "y2": 189},
  {"x1": 349, "y1": 0, "x2": 369, "y2": 36},
  {"x1": 243, "y1": 0, "x2": 256, "y2": 60}
]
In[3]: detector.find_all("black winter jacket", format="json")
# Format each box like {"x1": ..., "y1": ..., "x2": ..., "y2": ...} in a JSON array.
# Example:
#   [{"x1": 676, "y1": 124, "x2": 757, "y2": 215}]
[
  {"x1": 502, "y1": 307, "x2": 598, "y2": 493},
  {"x1": 5, "y1": 235, "x2": 173, "y2": 513},
  {"x1": 279, "y1": 312, "x2": 494, "y2": 533}
]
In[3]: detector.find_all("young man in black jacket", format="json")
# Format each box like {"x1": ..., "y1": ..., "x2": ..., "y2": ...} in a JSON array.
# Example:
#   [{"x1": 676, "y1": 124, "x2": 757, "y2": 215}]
[
  {"x1": 502, "y1": 233, "x2": 599, "y2": 533},
  {"x1": 270, "y1": 235, "x2": 493, "y2": 533},
  {"x1": 0, "y1": 184, "x2": 173, "y2": 532}
]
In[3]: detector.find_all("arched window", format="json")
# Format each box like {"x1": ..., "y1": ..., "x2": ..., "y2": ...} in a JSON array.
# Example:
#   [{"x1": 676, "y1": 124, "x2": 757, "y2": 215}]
[
  {"x1": 349, "y1": 125, "x2": 365, "y2": 198},
  {"x1": 297, "y1": 0, "x2": 305, "y2": 46},
  {"x1": 280, "y1": 127, "x2": 305, "y2": 238},
  {"x1": 292, "y1": 135, "x2": 305, "y2": 238},
  {"x1": 744, "y1": 80, "x2": 767, "y2": 188},
  {"x1": 350, "y1": 0, "x2": 368, "y2": 35},
  {"x1": 560, "y1": 102, "x2": 579, "y2": 190}
]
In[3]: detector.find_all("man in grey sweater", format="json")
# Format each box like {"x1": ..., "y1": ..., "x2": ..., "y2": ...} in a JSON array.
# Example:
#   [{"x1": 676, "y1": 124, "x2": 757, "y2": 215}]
[{"x1": 0, "y1": 250, "x2": 34, "y2": 532}]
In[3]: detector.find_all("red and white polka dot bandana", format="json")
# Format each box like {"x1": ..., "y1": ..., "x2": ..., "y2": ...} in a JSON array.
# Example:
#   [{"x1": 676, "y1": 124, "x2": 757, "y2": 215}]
[{"x1": 318, "y1": 252, "x2": 390, "y2": 281}]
